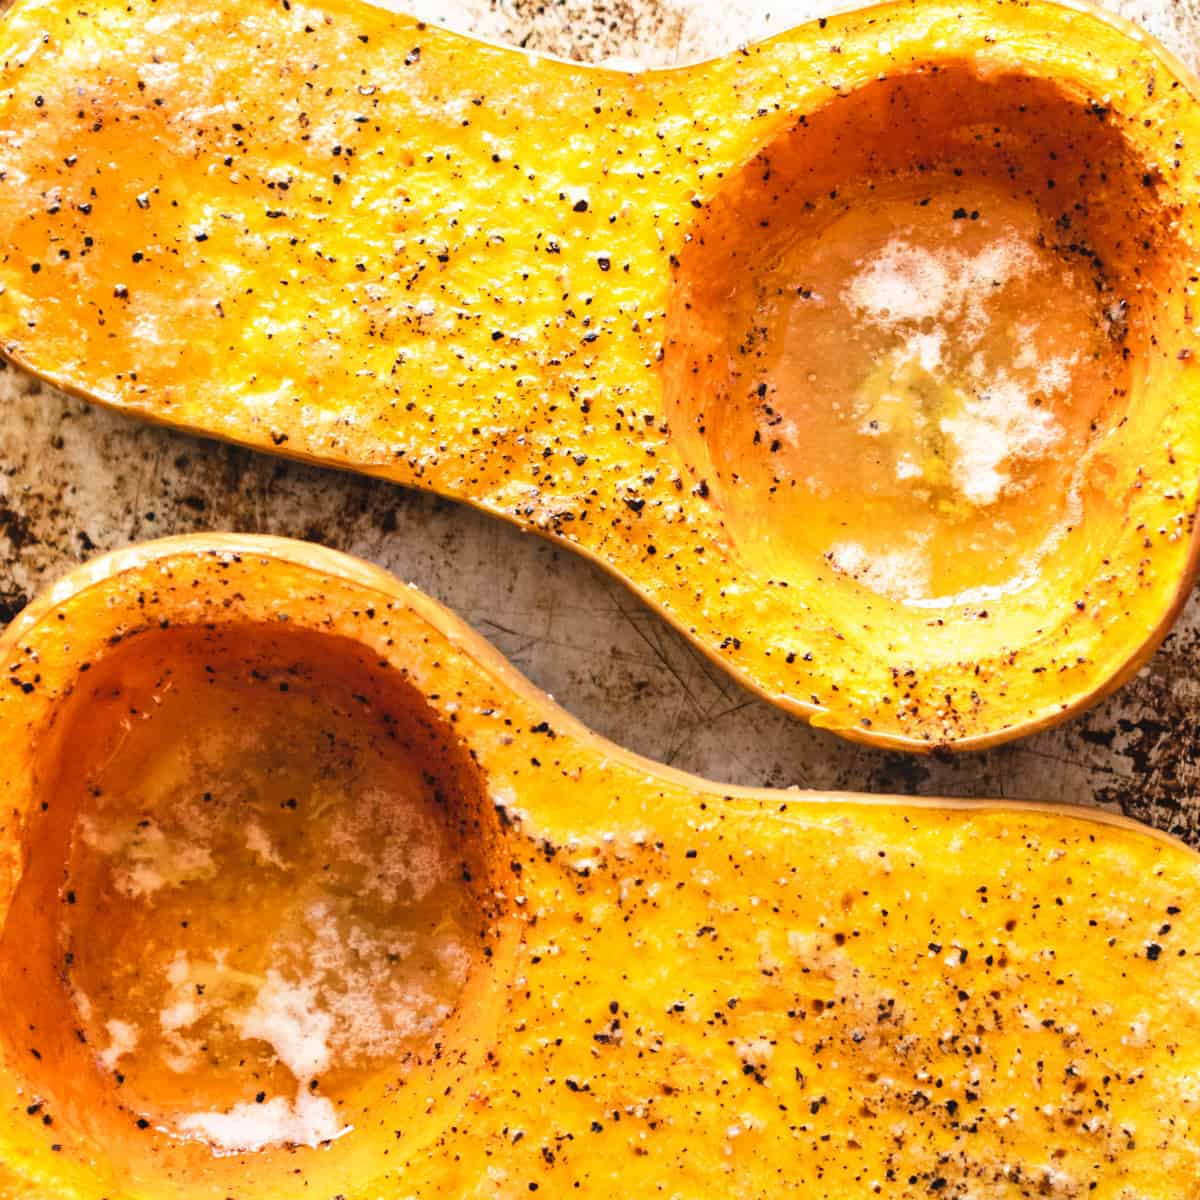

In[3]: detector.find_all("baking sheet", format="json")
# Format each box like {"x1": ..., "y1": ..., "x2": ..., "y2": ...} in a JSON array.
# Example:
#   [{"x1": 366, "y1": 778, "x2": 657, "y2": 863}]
[{"x1": 1, "y1": 0, "x2": 1198, "y2": 840}]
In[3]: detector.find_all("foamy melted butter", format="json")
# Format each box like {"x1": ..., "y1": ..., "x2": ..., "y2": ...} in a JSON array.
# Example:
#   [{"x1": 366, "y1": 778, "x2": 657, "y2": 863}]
[
  {"x1": 78, "y1": 814, "x2": 217, "y2": 898},
  {"x1": 68, "y1": 831, "x2": 471, "y2": 1148},
  {"x1": 843, "y1": 236, "x2": 1068, "y2": 509},
  {"x1": 707, "y1": 176, "x2": 1123, "y2": 606},
  {"x1": 175, "y1": 1090, "x2": 344, "y2": 1156},
  {"x1": 61, "y1": 672, "x2": 481, "y2": 1154}
]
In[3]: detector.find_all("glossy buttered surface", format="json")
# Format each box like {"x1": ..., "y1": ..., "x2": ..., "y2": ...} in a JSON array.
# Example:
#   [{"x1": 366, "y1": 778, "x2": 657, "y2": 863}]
[
  {"x1": 0, "y1": 535, "x2": 1198, "y2": 1198},
  {"x1": 2, "y1": 0, "x2": 1200, "y2": 747}
]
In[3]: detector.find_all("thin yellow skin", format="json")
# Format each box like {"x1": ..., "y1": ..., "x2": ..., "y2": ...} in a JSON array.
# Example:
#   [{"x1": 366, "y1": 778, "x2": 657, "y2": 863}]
[
  {"x1": 1, "y1": 0, "x2": 1200, "y2": 750},
  {"x1": 0, "y1": 534, "x2": 1199, "y2": 1198}
]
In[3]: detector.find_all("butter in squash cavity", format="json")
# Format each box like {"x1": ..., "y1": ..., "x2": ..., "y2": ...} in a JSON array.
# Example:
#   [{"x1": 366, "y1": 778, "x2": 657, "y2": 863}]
[
  {"x1": 57, "y1": 630, "x2": 485, "y2": 1152},
  {"x1": 721, "y1": 184, "x2": 1123, "y2": 605}
]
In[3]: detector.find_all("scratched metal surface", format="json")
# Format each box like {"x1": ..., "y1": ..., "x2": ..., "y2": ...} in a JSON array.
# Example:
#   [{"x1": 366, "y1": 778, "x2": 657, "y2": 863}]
[{"x1": 1, "y1": 0, "x2": 1199, "y2": 841}]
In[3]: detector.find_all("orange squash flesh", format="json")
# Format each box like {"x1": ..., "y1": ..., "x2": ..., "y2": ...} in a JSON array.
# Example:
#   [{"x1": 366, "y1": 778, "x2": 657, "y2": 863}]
[
  {"x1": 2, "y1": 0, "x2": 1200, "y2": 749},
  {"x1": 1, "y1": 534, "x2": 1199, "y2": 1198}
]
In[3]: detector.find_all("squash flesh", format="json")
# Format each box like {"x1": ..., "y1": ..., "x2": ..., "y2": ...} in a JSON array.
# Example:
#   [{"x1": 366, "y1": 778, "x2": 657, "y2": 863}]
[
  {"x1": 0, "y1": 536, "x2": 1198, "y2": 1197},
  {"x1": 0, "y1": 0, "x2": 1199, "y2": 747}
]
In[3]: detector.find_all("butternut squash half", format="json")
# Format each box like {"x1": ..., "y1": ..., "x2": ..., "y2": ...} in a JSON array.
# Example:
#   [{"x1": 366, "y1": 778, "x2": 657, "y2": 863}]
[
  {"x1": 1, "y1": 0, "x2": 1200, "y2": 750},
  {"x1": 0, "y1": 534, "x2": 1199, "y2": 1199}
]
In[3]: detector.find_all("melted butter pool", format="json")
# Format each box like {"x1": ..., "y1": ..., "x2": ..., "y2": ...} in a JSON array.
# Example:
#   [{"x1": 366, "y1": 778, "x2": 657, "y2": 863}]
[
  {"x1": 699, "y1": 179, "x2": 1128, "y2": 605},
  {"x1": 57, "y1": 637, "x2": 483, "y2": 1153}
]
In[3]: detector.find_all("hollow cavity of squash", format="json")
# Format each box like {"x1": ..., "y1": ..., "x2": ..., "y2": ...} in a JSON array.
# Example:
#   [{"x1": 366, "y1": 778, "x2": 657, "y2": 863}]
[
  {"x1": 48, "y1": 626, "x2": 489, "y2": 1151},
  {"x1": 0, "y1": 594, "x2": 513, "y2": 1198},
  {"x1": 666, "y1": 68, "x2": 1149, "y2": 615}
]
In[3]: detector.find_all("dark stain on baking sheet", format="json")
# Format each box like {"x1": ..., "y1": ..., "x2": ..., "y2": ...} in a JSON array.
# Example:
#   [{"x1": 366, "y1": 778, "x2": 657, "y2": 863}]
[{"x1": 1084, "y1": 625, "x2": 1200, "y2": 843}]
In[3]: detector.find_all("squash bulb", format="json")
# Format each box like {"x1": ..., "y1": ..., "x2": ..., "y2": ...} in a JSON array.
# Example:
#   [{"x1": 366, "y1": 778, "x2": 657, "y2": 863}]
[{"x1": 16, "y1": 623, "x2": 502, "y2": 1159}]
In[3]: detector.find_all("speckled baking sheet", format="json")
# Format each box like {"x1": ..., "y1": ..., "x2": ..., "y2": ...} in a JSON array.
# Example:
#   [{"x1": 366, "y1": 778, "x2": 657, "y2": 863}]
[{"x1": 2, "y1": 0, "x2": 1199, "y2": 839}]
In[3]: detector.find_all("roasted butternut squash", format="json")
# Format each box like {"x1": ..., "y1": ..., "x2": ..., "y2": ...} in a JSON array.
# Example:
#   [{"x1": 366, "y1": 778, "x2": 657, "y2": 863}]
[
  {"x1": 0, "y1": 534, "x2": 1199, "y2": 1198},
  {"x1": 1, "y1": 0, "x2": 1200, "y2": 750}
]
